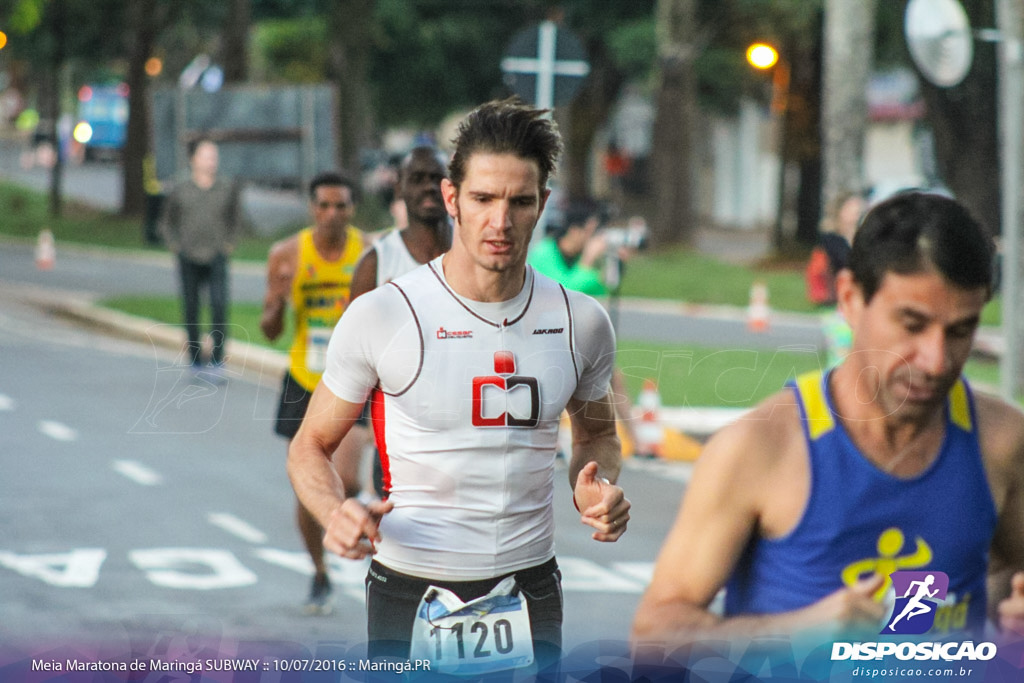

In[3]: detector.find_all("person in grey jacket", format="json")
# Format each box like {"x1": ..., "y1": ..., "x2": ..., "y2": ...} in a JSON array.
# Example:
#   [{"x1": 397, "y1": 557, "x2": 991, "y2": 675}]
[{"x1": 160, "y1": 138, "x2": 243, "y2": 377}]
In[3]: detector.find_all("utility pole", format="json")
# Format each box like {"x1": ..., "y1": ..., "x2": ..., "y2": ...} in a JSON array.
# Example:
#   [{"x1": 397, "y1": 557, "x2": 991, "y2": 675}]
[{"x1": 997, "y1": 0, "x2": 1024, "y2": 400}]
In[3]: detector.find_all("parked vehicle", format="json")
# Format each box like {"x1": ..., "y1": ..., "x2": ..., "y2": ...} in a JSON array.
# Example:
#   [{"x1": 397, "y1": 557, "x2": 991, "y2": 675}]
[{"x1": 72, "y1": 83, "x2": 128, "y2": 161}]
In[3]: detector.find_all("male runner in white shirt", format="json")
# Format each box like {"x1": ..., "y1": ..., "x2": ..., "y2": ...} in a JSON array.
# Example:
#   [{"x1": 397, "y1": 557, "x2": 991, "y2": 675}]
[{"x1": 287, "y1": 99, "x2": 629, "y2": 673}]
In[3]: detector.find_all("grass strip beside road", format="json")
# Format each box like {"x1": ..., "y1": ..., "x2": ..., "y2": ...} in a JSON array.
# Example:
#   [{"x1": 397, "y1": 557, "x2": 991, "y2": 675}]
[
  {"x1": 98, "y1": 294, "x2": 1003, "y2": 407},
  {"x1": 101, "y1": 293, "x2": 820, "y2": 406}
]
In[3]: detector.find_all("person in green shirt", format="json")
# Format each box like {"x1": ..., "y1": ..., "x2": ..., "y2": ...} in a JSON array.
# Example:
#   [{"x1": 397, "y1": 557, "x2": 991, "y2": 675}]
[
  {"x1": 529, "y1": 200, "x2": 644, "y2": 455},
  {"x1": 528, "y1": 201, "x2": 611, "y2": 296}
]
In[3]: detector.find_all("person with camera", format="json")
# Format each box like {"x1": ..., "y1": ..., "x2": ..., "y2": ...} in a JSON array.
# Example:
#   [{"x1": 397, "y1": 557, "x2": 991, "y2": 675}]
[
  {"x1": 528, "y1": 200, "x2": 620, "y2": 296},
  {"x1": 528, "y1": 200, "x2": 642, "y2": 456}
]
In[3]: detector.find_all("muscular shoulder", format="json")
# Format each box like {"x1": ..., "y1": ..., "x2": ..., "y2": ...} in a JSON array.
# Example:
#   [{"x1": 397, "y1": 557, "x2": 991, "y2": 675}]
[
  {"x1": 561, "y1": 286, "x2": 614, "y2": 357},
  {"x1": 696, "y1": 388, "x2": 809, "y2": 531},
  {"x1": 267, "y1": 233, "x2": 300, "y2": 264},
  {"x1": 563, "y1": 287, "x2": 612, "y2": 333},
  {"x1": 976, "y1": 390, "x2": 1024, "y2": 481},
  {"x1": 342, "y1": 282, "x2": 414, "y2": 333},
  {"x1": 706, "y1": 389, "x2": 805, "y2": 470}
]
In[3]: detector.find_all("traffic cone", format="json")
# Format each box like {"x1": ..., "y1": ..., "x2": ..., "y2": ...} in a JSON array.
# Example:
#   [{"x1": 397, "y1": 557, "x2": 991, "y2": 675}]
[
  {"x1": 747, "y1": 281, "x2": 770, "y2": 332},
  {"x1": 635, "y1": 379, "x2": 663, "y2": 458},
  {"x1": 35, "y1": 229, "x2": 56, "y2": 270}
]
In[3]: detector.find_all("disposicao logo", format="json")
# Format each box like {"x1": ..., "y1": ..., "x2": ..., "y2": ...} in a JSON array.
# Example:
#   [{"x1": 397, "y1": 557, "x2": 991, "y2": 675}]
[
  {"x1": 884, "y1": 570, "x2": 948, "y2": 635},
  {"x1": 830, "y1": 570, "x2": 998, "y2": 663}
]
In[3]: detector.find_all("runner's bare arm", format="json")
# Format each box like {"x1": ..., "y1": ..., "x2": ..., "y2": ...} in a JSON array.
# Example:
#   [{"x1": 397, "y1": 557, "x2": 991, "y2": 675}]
[
  {"x1": 287, "y1": 384, "x2": 391, "y2": 559},
  {"x1": 349, "y1": 247, "x2": 379, "y2": 302},
  {"x1": 567, "y1": 392, "x2": 629, "y2": 541},
  {"x1": 977, "y1": 394, "x2": 1024, "y2": 632},
  {"x1": 260, "y1": 238, "x2": 296, "y2": 341},
  {"x1": 631, "y1": 396, "x2": 885, "y2": 643}
]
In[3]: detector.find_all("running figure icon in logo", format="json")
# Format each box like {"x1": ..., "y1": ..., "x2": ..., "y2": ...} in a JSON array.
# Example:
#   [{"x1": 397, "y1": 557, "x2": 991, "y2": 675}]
[{"x1": 885, "y1": 571, "x2": 949, "y2": 635}]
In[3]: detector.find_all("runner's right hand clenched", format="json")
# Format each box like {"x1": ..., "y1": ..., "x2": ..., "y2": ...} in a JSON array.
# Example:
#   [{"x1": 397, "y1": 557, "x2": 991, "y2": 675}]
[{"x1": 323, "y1": 497, "x2": 394, "y2": 559}]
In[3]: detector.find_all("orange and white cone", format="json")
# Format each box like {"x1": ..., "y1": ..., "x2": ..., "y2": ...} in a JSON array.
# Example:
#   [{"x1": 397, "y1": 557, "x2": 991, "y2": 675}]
[
  {"x1": 35, "y1": 229, "x2": 56, "y2": 270},
  {"x1": 635, "y1": 379, "x2": 663, "y2": 458},
  {"x1": 747, "y1": 281, "x2": 770, "y2": 332}
]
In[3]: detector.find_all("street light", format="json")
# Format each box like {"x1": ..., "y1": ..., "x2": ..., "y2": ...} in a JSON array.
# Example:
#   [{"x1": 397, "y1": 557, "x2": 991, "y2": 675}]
[
  {"x1": 747, "y1": 43, "x2": 779, "y2": 70},
  {"x1": 747, "y1": 41, "x2": 791, "y2": 246}
]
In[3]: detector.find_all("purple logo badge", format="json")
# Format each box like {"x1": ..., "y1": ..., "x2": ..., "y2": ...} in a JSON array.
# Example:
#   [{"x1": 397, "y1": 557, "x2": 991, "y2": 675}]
[{"x1": 883, "y1": 571, "x2": 949, "y2": 635}]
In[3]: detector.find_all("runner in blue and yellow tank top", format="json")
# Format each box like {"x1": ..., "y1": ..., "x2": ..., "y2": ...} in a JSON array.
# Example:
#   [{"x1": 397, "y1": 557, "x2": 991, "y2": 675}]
[
  {"x1": 633, "y1": 191, "x2": 1024, "y2": 647},
  {"x1": 259, "y1": 172, "x2": 367, "y2": 615}
]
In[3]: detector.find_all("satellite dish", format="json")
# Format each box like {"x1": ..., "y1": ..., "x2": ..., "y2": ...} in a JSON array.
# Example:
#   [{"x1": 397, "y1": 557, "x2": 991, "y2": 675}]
[{"x1": 905, "y1": 0, "x2": 974, "y2": 87}]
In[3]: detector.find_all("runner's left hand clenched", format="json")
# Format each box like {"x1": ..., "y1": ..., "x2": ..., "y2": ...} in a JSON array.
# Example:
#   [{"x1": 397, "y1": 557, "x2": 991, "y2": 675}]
[{"x1": 574, "y1": 461, "x2": 630, "y2": 542}]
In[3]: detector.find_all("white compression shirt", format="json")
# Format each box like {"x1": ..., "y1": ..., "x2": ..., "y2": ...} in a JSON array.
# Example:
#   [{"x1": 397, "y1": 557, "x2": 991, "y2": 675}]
[{"x1": 322, "y1": 256, "x2": 616, "y2": 580}]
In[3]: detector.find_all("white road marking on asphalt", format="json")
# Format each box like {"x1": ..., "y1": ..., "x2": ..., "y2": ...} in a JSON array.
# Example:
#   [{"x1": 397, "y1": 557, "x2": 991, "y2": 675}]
[
  {"x1": 0, "y1": 548, "x2": 107, "y2": 587},
  {"x1": 111, "y1": 459, "x2": 163, "y2": 486},
  {"x1": 612, "y1": 561, "x2": 655, "y2": 585},
  {"x1": 557, "y1": 557, "x2": 647, "y2": 593},
  {"x1": 256, "y1": 548, "x2": 369, "y2": 602},
  {"x1": 0, "y1": 545, "x2": 655, "y2": 599},
  {"x1": 129, "y1": 548, "x2": 258, "y2": 590},
  {"x1": 0, "y1": 393, "x2": 14, "y2": 411},
  {"x1": 37, "y1": 420, "x2": 78, "y2": 441},
  {"x1": 208, "y1": 513, "x2": 268, "y2": 545}
]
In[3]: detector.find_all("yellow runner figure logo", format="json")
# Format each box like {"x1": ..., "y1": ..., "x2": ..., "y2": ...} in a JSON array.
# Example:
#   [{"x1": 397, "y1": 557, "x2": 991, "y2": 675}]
[{"x1": 841, "y1": 528, "x2": 932, "y2": 601}]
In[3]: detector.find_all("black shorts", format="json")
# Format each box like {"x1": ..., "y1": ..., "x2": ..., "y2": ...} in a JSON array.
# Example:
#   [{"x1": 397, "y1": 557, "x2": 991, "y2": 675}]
[
  {"x1": 274, "y1": 372, "x2": 370, "y2": 439},
  {"x1": 365, "y1": 557, "x2": 563, "y2": 668},
  {"x1": 274, "y1": 372, "x2": 311, "y2": 439}
]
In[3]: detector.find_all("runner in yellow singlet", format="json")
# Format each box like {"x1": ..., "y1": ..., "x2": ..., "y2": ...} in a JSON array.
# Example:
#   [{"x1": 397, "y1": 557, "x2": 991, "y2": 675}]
[{"x1": 260, "y1": 171, "x2": 368, "y2": 614}]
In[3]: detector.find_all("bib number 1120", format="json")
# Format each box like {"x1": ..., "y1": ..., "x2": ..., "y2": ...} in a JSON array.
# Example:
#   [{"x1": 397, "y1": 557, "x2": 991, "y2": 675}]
[{"x1": 431, "y1": 619, "x2": 516, "y2": 661}]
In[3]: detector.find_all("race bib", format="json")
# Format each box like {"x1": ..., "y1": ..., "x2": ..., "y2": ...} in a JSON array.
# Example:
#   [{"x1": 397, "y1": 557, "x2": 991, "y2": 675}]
[
  {"x1": 305, "y1": 326, "x2": 332, "y2": 374},
  {"x1": 409, "y1": 576, "x2": 534, "y2": 675}
]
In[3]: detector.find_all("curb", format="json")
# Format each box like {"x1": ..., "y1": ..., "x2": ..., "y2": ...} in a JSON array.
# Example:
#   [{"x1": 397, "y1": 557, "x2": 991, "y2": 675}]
[{"x1": 7, "y1": 281, "x2": 289, "y2": 388}]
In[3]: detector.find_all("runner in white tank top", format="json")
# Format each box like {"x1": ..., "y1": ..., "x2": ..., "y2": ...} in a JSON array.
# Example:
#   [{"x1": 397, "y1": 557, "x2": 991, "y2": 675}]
[
  {"x1": 349, "y1": 147, "x2": 452, "y2": 500},
  {"x1": 372, "y1": 227, "x2": 420, "y2": 286}
]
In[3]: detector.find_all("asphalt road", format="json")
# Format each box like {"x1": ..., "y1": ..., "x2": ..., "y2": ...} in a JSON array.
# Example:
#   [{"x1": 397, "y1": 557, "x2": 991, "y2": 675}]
[{"x1": 0, "y1": 289, "x2": 694, "y2": 675}]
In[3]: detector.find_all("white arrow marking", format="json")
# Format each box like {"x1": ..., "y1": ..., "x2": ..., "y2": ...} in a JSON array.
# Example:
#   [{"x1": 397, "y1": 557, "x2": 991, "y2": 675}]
[
  {"x1": 129, "y1": 548, "x2": 258, "y2": 590},
  {"x1": 208, "y1": 513, "x2": 268, "y2": 545},
  {"x1": 0, "y1": 548, "x2": 107, "y2": 587},
  {"x1": 111, "y1": 459, "x2": 163, "y2": 486},
  {"x1": 38, "y1": 420, "x2": 78, "y2": 442},
  {"x1": 0, "y1": 394, "x2": 15, "y2": 411}
]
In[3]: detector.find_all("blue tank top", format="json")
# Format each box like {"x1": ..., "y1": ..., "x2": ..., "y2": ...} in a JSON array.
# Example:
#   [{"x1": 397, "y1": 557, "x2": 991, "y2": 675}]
[{"x1": 724, "y1": 370, "x2": 996, "y2": 636}]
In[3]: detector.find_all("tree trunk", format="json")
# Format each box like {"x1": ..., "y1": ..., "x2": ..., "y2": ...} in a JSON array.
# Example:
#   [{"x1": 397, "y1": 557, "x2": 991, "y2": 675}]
[
  {"x1": 647, "y1": 0, "x2": 698, "y2": 247},
  {"x1": 121, "y1": 0, "x2": 159, "y2": 218},
  {"x1": 221, "y1": 0, "x2": 251, "y2": 84},
  {"x1": 563, "y1": 40, "x2": 624, "y2": 203},
  {"x1": 786, "y1": 16, "x2": 825, "y2": 246},
  {"x1": 821, "y1": 0, "x2": 877, "y2": 210},
  {"x1": 326, "y1": 0, "x2": 376, "y2": 175}
]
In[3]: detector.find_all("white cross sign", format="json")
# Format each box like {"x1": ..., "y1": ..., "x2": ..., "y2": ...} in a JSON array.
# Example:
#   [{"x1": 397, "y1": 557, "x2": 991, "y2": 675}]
[{"x1": 501, "y1": 21, "x2": 591, "y2": 110}]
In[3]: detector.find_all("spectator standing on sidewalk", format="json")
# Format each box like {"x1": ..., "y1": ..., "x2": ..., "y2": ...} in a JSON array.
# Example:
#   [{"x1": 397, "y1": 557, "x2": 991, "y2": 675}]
[{"x1": 159, "y1": 138, "x2": 243, "y2": 379}]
